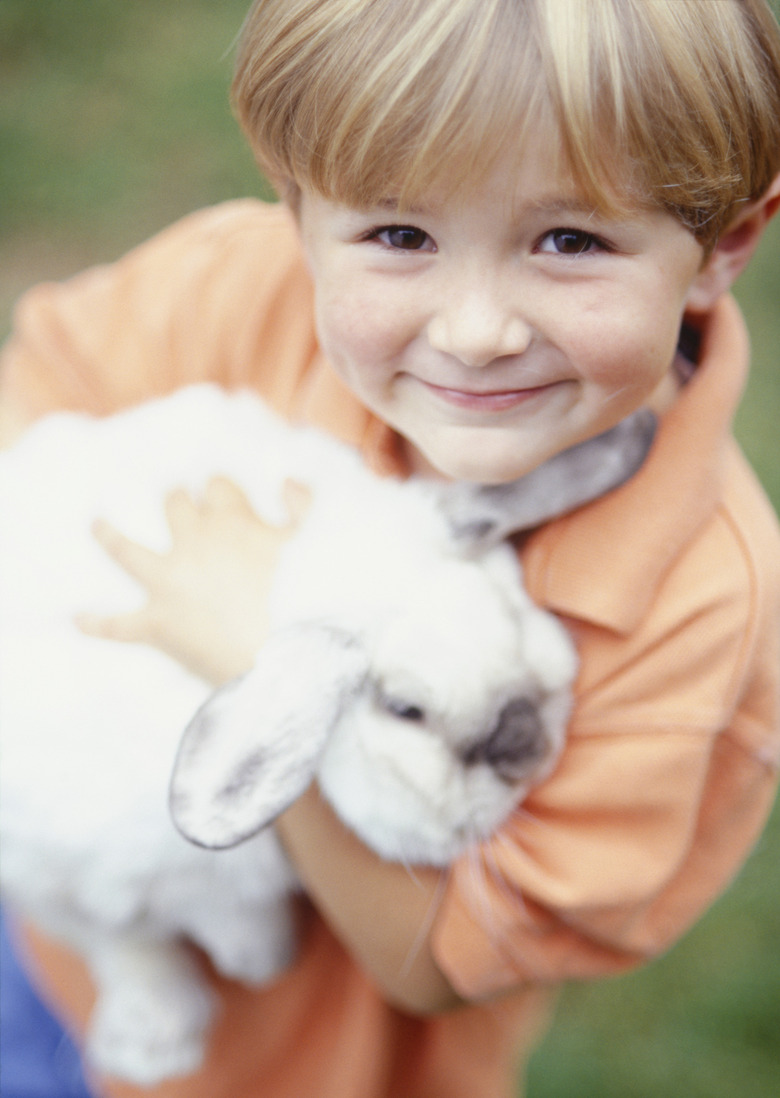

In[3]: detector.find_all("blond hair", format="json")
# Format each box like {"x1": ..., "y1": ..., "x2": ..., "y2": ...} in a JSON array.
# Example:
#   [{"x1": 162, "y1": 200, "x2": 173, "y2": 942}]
[{"x1": 232, "y1": 0, "x2": 780, "y2": 247}]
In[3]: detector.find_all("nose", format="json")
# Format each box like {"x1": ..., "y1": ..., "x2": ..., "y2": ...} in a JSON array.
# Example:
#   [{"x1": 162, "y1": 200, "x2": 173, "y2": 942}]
[
  {"x1": 462, "y1": 698, "x2": 548, "y2": 781},
  {"x1": 427, "y1": 276, "x2": 532, "y2": 368}
]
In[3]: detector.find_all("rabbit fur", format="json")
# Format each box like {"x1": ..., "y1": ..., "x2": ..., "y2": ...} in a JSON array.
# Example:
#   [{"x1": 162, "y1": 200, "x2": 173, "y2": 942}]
[{"x1": 0, "y1": 384, "x2": 655, "y2": 1084}]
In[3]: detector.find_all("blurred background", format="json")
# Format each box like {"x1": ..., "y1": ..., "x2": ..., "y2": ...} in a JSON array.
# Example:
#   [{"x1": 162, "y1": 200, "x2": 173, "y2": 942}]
[{"x1": 1, "y1": 2, "x2": 778, "y2": 1095}]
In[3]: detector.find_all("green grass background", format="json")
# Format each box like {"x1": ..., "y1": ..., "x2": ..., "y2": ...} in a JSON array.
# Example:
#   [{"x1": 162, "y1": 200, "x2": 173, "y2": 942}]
[{"x1": 1, "y1": 3, "x2": 778, "y2": 1095}]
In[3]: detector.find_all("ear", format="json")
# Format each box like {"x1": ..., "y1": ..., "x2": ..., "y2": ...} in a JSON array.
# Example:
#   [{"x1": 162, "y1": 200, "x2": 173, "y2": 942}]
[
  {"x1": 169, "y1": 624, "x2": 368, "y2": 849},
  {"x1": 686, "y1": 173, "x2": 780, "y2": 314},
  {"x1": 439, "y1": 408, "x2": 657, "y2": 547}
]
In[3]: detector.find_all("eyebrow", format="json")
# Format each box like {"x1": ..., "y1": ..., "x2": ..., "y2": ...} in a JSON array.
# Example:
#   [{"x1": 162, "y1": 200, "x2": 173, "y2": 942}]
[
  {"x1": 378, "y1": 194, "x2": 605, "y2": 221},
  {"x1": 376, "y1": 198, "x2": 427, "y2": 216},
  {"x1": 369, "y1": 192, "x2": 629, "y2": 228},
  {"x1": 522, "y1": 196, "x2": 603, "y2": 220}
]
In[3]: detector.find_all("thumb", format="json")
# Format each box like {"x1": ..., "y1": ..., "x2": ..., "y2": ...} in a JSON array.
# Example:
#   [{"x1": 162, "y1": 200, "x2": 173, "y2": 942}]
[{"x1": 74, "y1": 607, "x2": 156, "y2": 645}]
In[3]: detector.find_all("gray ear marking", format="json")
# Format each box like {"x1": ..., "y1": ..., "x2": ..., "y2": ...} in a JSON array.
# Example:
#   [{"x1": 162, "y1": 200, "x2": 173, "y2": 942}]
[
  {"x1": 169, "y1": 625, "x2": 369, "y2": 850},
  {"x1": 216, "y1": 751, "x2": 268, "y2": 805},
  {"x1": 439, "y1": 409, "x2": 657, "y2": 547}
]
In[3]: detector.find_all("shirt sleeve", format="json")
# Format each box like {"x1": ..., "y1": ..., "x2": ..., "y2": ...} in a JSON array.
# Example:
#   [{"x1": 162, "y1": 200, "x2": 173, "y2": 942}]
[
  {"x1": 0, "y1": 200, "x2": 317, "y2": 444},
  {"x1": 432, "y1": 492, "x2": 780, "y2": 1000}
]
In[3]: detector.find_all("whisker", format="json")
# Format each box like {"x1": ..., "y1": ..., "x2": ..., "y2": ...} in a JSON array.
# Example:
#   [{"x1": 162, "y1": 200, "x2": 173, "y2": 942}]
[
  {"x1": 506, "y1": 803, "x2": 556, "y2": 835},
  {"x1": 601, "y1": 384, "x2": 632, "y2": 405},
  {"x1": 483, "y1": 833, "x2": 530, "y2": 921},
  {"x1": 466, "y1": 842, "x2": 500, "y2": 939},
  {"x1": 398, "y1": 869, "x2": 449, "y2": 981},
  {"x1": 402, "y1": 858, "x2": 424, "y2": 887}
]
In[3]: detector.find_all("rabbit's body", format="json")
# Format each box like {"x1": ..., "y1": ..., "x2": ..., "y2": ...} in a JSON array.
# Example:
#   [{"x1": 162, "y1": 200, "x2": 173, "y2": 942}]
[{"x1": 0, "y1": 385, "x2": 654, "y2": 1084}]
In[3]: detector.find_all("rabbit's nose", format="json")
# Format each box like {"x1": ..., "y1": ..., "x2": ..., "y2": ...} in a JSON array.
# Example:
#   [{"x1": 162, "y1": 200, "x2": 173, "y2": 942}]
[{"x1": 462, "y1": 698, "x2": 548, "y2": 779}]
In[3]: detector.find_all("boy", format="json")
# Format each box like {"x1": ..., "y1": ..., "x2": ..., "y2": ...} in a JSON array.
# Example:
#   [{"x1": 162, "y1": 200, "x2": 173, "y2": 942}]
[{"x1": 1, "y1": 1, "x2": 779, "y2": 1095}]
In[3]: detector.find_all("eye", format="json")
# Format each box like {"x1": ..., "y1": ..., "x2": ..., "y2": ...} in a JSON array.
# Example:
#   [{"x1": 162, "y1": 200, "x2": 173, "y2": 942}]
[
  {"x1": 537, "y1": 228, "x2": 604, "y2": 256},
  {"x1": 380, "y1": 695, "x2": 427, "y2": 722},
  {"x1": 368, "y1": 225, "x2": 433, "y2": 252}
]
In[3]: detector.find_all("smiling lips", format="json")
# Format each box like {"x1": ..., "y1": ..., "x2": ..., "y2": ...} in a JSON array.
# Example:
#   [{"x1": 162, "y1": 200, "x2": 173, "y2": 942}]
[{"x1": 419, "y1": 378, "x2": 557, "y2": 412}]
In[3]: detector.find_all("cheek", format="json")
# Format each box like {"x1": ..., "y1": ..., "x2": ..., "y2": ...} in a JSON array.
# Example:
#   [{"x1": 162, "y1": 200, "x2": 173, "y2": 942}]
[
  {"x1": 562, "y1": 291, "x2": 684, "y2": 393},
  {"x1": 315, "y1": 283, "x2": 416, "y2": 371}
]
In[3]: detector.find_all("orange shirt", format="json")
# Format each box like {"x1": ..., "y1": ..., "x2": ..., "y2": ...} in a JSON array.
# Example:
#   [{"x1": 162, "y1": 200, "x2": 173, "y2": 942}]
[{"x1": 2, "y1": 200, "x2": 778, "y2": 1098}]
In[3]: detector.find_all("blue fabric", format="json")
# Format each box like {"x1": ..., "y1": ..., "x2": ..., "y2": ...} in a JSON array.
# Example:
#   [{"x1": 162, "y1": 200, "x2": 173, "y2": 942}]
[{"x1": 0, "y1": 909, "x2": 93, "y2": 1098}]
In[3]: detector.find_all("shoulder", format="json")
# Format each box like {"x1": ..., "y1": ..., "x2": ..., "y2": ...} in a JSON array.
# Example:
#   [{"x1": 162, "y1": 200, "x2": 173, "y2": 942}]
[
  {"x1": 90, "y1": 198, "x2": 307, "y2": 305},
  {"x1": 131, "y1": 197, "x2": 298, "y2": 248},
  {"x1": 0, "y1": 200, "x2": 317, "y2": 428},
  {"x1": 666, "y1": 442, "x2": 780, "y2": 691},
  {"x1": 572, "y1": 444, "x2": 780, "y2": 754},
  {"x1": 718, "y1": 441, "x2": 780, "y2": 605},
  {"x1": 128, "y1": 198, "x2": 301, "y2": 265},
  {"x1": 12, "y1": 199, "x2": 307, "y2": 335}
]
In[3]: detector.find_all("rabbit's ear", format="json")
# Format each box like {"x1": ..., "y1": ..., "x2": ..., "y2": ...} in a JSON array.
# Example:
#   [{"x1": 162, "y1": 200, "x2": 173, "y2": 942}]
[
  {"x1": 169, "y1": 625, "x2": 369, "y2": 850},
  {"x1": 439, "y1": 409, "x2": 656, "y2": 548}
]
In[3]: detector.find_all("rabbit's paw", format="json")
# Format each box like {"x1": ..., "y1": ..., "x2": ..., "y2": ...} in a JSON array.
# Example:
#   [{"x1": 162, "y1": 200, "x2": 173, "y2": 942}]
[
  {"x1": 214, "y1": 917, "x2": 298, "y2": 988},
  {"x1": 190, "y1": 899, "x2": 299, "y2": 986},
  {"x1": 87, "y1": 973, "x2": 216, "y2": 1085}
]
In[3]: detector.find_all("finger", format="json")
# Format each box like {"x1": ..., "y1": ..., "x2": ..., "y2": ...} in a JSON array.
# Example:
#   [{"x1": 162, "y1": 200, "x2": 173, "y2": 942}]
[
  {"x1": 164, "y1": 487, "x2": 203, "y2": 535},
  {"x1": 203, "y1": 476, "x2": 255, "y2": 514},
  {"x1": 91, "y1": 518, "x2": 164, "y2": 583},
  {"x1": 282, "y1": 480, "x2": 312, "y2": 526},
  {"x1": 74, "y1": 608, "x2": 155, "y2": 645}
]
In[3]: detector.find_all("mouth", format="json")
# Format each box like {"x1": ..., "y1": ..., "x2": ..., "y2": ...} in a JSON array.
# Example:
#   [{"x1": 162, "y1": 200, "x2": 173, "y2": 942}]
[{"x1": 418, "y1": 379, "x2": 558, "y2": 412}]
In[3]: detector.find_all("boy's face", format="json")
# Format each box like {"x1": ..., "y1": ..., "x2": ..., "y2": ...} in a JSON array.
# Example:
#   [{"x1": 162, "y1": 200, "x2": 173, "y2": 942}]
[{"x1": 297, "y1": 133, "x2": 705, "y2": 483}]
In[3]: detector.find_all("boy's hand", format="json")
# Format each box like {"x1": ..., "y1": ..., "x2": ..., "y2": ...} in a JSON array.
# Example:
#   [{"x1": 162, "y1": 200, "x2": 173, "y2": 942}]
[{"x1": 76, "y1": 477, "x2": 310, "y2": 685}]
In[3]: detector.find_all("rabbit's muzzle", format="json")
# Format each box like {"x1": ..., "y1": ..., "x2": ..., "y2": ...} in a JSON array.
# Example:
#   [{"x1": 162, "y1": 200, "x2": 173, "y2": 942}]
[{"x1": 461, "y1": 697, "x2": 547, "y2": 782}]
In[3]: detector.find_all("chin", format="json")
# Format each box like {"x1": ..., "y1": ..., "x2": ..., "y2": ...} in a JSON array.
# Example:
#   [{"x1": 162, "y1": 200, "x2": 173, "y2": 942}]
[{"x1": 414, "y1": 442, "x2": 541, "y2": 486}]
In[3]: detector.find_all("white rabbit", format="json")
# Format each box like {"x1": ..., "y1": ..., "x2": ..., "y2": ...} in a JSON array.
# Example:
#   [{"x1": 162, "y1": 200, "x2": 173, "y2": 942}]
[{"x1": 0, "y1": 384, "x2": 655, "y2": 1085}]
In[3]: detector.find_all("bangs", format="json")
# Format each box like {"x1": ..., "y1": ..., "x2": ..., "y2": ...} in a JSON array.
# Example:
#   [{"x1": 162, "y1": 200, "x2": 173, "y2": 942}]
[
  {"x1": 536, "y1": 0, "x2": 780, "y2": 246},
  {"x1": 234, "y1": 0, "x2": 629, "y2": 216},
  {"x1": 234, "y1": 0, "x2": 541, "y2": 209},
  {"x1": 234, "y1": 0, "x2": 780, "y2": 244},
  {"x1": 280, "y1": 2, "x2": 547, "y2": 210}
]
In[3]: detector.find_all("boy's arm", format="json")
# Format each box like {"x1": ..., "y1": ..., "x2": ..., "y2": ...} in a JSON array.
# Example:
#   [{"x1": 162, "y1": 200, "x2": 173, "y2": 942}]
[
  {"x1": 430, "y1": 476, "x2": 780, "y2": 1000},
  {"x1": 276, "y1": 787, "x2": 462, "y2": 1014}
]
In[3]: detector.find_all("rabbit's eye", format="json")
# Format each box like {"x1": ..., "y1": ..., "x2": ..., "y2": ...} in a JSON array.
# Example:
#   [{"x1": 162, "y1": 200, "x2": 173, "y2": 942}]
[{"x1": 381, "y1": 695, "x2": 426, "y2": 722}]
